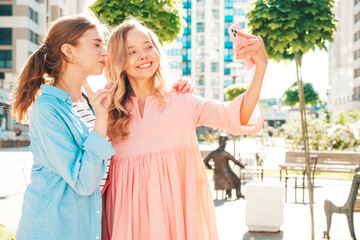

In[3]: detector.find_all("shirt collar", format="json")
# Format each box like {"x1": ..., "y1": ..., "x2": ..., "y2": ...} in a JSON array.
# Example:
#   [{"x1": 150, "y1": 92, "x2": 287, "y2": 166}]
[{"x1": 40, "y1": 84, "x2": 73, "y2": 105}]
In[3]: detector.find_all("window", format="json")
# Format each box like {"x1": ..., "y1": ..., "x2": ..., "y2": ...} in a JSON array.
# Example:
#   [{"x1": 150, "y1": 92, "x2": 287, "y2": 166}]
[
  {"x1": 196, "y1": 48, "x2": 205, "y2": 60},
  {"x1": 0, "y1": 50, "x2": 12, "y2": 68},
  {"x1": 212, "y1": 0, "x2": 219, "y2": 6},
  {"x1": 182, "y1": 35, "x2": 191, "y2": 48},
  {"x1": 197, "y1": 75, "x2": 204, "y2": 86},
  {"x1": 169, "y1": 62, "x2": 182, "y2": 69},
  {"x1": 197, "y1": 0, "x2": 205, "y2": 7},
  {"x1": 211, "y1": 75, "x2": 219, "y2": 86},
  {"x1": 212, "y1": 9, "x2": 219, "y2": 19},
  {"x1": 197, "y1": 23, "x2": 205, "y2": 32},
  {"x1": 182, "y1": 48, "x2": 191, "y2": 61},
  {"x1": 184, "y1": 8, "x2": 191, "y2": 22},
  {"x1": 354, "y1": 67, "x2": 360, "y2": 78},
  {"x1": 197, "y1": 35, "x2": 205, "y2": 47},
  {"x1": 196, "y1": 62, "x2": 205, "y2": 73},
  {"x1": 29, "y1": 30, "x2": 40, "y2": 44},
  {"x1": 355, "y1": 12, "x2": 360, "y2": 24},
  {"x1": 225, "y1": 0, "x2": 233, "y2": 8},
  {"x1": 29, "y1": 7, "x2": 39, "y2": 23},
  {"x1": 182, "y1": 62, "x2": 191, "y2": 75},
  {"x1": 197, "y1": 8, "x2": 205, "y2": 19},
  {"x1": 211, "y1": 62, "x2": 219, "y2": 72},
  {"x1": 0, "y1": 28, "x2": 12, "y2": 45},
  {"x1": 224, "y1": 48, "x2": 233, "y2": 61},
  {"x1": 234, "y1": 9, "x2": 246, "y2": 16},
  {"x1": 0, "y1": 5, "x2": 12, "y2": 16},
  {"x1": 211, "y1": 22, "x2": 219, "y2": 33}
]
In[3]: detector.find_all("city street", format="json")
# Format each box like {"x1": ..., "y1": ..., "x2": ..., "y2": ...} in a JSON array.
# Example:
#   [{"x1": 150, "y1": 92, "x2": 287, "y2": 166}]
[{"x1": 0, "y1": 144, "x2": 359, "y2": 239}]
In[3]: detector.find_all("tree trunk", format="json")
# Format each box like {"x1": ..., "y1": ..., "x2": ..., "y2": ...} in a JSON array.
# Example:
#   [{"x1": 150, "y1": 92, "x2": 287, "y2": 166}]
[{"x1": 294, "y1": 51, "x2": 315, "y2": 240}]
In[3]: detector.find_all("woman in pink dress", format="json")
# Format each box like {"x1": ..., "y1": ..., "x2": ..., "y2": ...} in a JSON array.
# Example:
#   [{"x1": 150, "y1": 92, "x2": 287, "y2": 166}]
[{"x1": 103, "y1": 19, "x2": 267, "y2": 240}]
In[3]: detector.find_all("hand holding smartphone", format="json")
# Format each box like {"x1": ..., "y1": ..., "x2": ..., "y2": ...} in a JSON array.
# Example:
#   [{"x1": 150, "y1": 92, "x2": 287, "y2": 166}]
[{"x1": 227, "y1": 22, "x2": 255, "y2": 70}]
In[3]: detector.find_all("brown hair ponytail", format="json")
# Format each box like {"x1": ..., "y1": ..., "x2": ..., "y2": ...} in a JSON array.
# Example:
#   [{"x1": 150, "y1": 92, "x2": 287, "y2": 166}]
[
  {"x1": 12, "y1": 14, "x2": 101, "y2": 123},
  {"x1": 12, "y1": 46, "x2": 46, "y2": 123}
]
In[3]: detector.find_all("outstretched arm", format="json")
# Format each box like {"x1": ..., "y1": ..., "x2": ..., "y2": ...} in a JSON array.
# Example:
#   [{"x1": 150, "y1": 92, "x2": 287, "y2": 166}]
[
  {"x1": 203, "y1": 152, "x2": 215, "y2": 170},
  {"x1": 234, "y1": 31, "x2": 268, "y2": 125},
  {"x1": 227, "y1": 152, "x2": 245, "y2": 169}
]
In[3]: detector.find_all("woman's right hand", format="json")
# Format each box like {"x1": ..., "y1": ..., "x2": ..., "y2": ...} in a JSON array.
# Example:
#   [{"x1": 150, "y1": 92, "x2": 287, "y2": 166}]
[{"x1": 81, "y1": 74, "x2": 112, "y2": 138}]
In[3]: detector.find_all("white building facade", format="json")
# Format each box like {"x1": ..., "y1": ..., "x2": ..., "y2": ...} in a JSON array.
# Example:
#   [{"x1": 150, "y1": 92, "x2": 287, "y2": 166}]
[
  {"x1": 328, "y1": 0, "x2": 360, "y2": 112},
  {"x1": 0, "y1": 0, "x2": 86, "y2": 130}
]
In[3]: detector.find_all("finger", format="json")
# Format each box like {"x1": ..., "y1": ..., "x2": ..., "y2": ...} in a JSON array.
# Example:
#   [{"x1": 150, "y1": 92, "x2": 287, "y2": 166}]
[
  {"x1": 178, "y1": 78, "x2": 189, "y2": 90},
  {"x1": 81, "y1": 73, "x2": 94, "y2": 97},
  {"x1": 92, "y1": 89, "x2": 113, "y2": 101},
  {"x1": 104, "y1": 83, "x2": 112, "y2": 89},
  {"x1": 236, "y1": 39, "x2": 257, "y2": 51},
  {"x1": 182, "y1": 81, "x2": 192, "y2": 93},
  {"x1": 92, "y1": 91, "x2": 111, "y2": 105},
  {"x1": 172, "y1": 82, "x2": 180, "y2": 89},
  {"x1": 235, "y1": 31, "x2": 258, "y2": 40},
  {"x1": 236, "y1": 43, "x2": 259, "y2": 55},
  {"x1": 188, "y1": 86, "x2": 196, "y2": 94}
]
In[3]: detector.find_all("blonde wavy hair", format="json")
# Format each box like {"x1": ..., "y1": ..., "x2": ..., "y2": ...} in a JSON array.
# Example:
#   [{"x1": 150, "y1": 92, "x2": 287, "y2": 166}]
[{"x1": 106, "y1": 18, "x2": 168, "y2": 141}]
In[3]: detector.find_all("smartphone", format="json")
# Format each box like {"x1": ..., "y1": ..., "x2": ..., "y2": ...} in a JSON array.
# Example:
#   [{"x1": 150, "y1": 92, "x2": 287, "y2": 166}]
[{"x1": 227, "y1": 22, "x2": 255, "y2": 70}]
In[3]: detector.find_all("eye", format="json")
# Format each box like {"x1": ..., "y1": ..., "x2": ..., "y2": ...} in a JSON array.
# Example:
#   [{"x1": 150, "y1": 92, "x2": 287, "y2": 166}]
[
  {"x1": 129, "y1": 50, "x2": 136, "y2": 55},
  {"x1": 148, "y1": 45, "x2": 153, "y2": 49}
]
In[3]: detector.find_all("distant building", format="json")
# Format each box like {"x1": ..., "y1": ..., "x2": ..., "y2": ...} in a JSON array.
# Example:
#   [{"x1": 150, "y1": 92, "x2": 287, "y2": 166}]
[
  {"x1": 165, "y1": 0, "x2": 254, "y2": 101},
  {"x1": 0, "y1": 0, "x2": 86, "y2": 130},
  {"x1": 327, "y1": 0, "x2": 360, "y2": 112}
]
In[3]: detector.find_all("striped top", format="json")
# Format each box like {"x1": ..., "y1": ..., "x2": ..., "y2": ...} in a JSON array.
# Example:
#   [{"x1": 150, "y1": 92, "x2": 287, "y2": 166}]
[{"x1": 72, "y1": 101, "x2": 110, "y2": 189}]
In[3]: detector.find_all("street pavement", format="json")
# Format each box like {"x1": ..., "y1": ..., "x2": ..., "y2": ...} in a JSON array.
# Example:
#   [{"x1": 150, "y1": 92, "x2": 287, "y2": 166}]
[{"x1": 0, "y1": 145, "x2": 359, "y2": 239}]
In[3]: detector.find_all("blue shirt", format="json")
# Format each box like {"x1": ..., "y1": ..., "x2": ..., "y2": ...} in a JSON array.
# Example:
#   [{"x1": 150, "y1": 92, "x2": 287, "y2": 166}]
[{"x1": 16, "y1": 85, "x2": 115, "y2": 240}]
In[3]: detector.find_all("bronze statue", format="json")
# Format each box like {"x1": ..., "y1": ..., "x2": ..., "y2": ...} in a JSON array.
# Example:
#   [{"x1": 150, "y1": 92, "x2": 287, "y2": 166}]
[{"x1": 203, "y1": 136, "x2": 245, "y2": 199}]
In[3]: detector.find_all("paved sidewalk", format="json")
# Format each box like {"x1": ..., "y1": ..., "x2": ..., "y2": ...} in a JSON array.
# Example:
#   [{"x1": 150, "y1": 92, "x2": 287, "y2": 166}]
[{"x1": 1, "y1": 148, "x2": 359, "y2": 239}]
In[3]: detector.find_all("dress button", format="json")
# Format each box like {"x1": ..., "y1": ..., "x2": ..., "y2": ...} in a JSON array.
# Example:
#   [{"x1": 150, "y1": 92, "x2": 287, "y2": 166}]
[
  {"x1": 85, "y1": 134, "x2": 88, "y2": 137},
  {"x1": 96, "y1": 236, "x2": 99, "y2": 239},
  {"x1": 96, "y1": 210, "x2": 100, "y2": 214}
]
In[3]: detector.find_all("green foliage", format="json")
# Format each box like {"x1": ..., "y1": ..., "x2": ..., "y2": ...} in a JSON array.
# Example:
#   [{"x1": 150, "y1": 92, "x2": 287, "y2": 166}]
[
  {"x1": 247, "y1": 0, "x2": 337, "y2": 63},
  {"x1": 333, "y1": 110, "x2": 360, "y2": 125},
  {"x1": 89, "y1": 0, "x2": 184, "y2": 44},
  {"x1": 283, "y1": 82, "x2": 319, "y2": 106},
  {"x1": 259, "y1": 98, "x2": 284, "y2": 109},
  {"x1": 225, "y1": 83, "x2": 248, "y2": 101},
  {"x1": 0, "y1": 225, "x2": 15, "y2": 240}
]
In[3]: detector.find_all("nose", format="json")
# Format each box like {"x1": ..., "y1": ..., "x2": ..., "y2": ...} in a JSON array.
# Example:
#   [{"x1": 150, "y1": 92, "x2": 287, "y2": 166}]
[
  {"x1": 139, "y1": 49, "x2": 148, "y2": 60},
  {"x1": 101, "y1": 46, "x2": 107, "y2": 56}
]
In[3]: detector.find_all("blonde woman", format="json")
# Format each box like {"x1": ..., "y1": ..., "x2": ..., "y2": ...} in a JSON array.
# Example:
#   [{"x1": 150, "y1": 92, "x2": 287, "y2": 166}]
[{"x1": 103, "y1": 19, "x2": 267, "y2": 240}]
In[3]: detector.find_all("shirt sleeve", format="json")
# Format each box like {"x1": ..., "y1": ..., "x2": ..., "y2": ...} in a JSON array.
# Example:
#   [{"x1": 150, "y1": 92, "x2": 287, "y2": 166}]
[
  {"x1": 31, "y1": 102, "x2": 115, "y2": 196},
  {"x1": 187, "y1": 93, "x2": 264, "y2": 135}
]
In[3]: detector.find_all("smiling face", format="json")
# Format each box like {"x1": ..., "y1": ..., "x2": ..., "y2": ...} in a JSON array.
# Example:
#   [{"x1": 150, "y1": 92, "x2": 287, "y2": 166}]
[
  {"x1": 72, "y1": 27, "x2": 107, "y2": 76},
  {"x1": 124, "y1": 26, "x2": 160, "y2": 82}
]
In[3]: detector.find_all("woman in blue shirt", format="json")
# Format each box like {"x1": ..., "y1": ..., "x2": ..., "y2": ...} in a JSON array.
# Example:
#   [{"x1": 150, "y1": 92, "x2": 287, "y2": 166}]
[
  {"x1": 11, "y1": 14, "x2": 192, "y2": 239},
  {"x1": 12, "y1": 15, "x2": 115, "y2": 240}
]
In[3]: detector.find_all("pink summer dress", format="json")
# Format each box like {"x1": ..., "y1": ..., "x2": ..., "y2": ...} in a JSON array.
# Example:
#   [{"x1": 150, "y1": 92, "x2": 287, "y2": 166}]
[{"x1": 103, "y1": 92, "x2": 264, "y2": 240}]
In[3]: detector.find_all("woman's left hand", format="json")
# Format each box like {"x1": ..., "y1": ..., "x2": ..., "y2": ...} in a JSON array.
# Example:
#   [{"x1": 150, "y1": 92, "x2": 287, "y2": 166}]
[
  {"x1": 172, "y1": 77, "x2": 196, "y2": 94},
  {"x1": 234, "y1": 32, "x2": 268, "y2": 71}
]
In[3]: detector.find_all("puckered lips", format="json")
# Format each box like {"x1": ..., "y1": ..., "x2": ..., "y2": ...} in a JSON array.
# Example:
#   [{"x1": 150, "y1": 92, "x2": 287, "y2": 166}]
[
  {"x1": 137, "y1": 61, "x2": 153, "y2": 69},
  {"x1": 99, "y1": 60, "x2": 106, "y2": 67}
]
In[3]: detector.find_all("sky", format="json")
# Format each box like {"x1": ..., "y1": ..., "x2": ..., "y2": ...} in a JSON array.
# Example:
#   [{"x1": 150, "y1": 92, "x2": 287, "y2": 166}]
[{"x1": 261, "y1": 49, "x2": 329, "y2": 100}]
